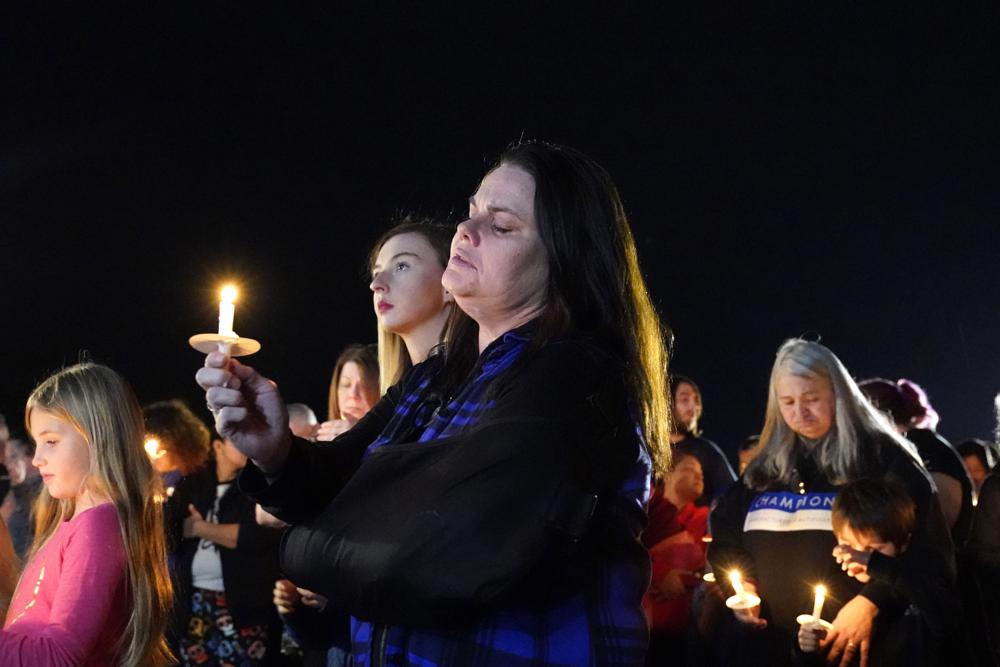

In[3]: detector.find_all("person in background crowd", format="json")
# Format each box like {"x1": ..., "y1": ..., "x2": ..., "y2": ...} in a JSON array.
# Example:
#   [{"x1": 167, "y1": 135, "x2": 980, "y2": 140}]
[
  {"x1": 368, "y1": 217, "x2": 458, "y2": 394},
  {"x1": 281, "y1": 218, "x2": 461, "y2": 666},
  {"x1": 287, "y1": 403, "x2": 319, "y2": 441},
  {"x1": 167, "y1": 433, "x2": 284, "y2": 666},
  {"x1": 797, "y1": 478, "x2": 970, "y2": 666},
  {"x1": 0, "y1": 414, "x2": 11, "y2": 507},
  {"x1": 0, "y1": 363, "x2": 172, "y2": 665},
  {"x1": 859, "y1": 377, "x2": 973, "y2": 545},
  {"x1": 709, "y1": 339, "x2": 956, "y2": 667},
  {"x1": 144, "y1": 399, "x2": 213, "y2": 494},
  {"x1": 316, "y1": 344, "x2": 380, "y2": 441},
  {"x1": 670, "y1": 375, "x2": 737, "y2": 505},
  {"x1": 957, "y1": 438, "x2": 996, "y2": 499},
  {"x1": 198, "y1": 140, "x2": 671, "y2": 665},
  {"x1": 1, "y1": 437, "x2": 42, "y2": 559},
  {"x1": 967, "y1": 458, "x2": 1000, "y2": 665},
  {"x1": 962, "y1": 393, "x2": 1000, "y2": 667},
  {"x1": 738, "y1": 435, "x2": 762, "y2": 474},
  {"x1": 0, "y1": 515, "x2": 17, "y2": 621},
  {"x1": 315, "y1": 217, "x2": 459, "y2": 442},
  {"x1": 643, "y1": 452, "x2": 709, "y2": 666}
]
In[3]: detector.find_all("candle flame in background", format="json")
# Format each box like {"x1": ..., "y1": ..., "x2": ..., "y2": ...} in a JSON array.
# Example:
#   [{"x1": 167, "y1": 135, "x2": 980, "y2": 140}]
[
  {"x1": 729, "y1": 570, "x2": 745, "y2": 596},
  {"x1": 221, "y1": 285, "x2": 237, "y2": 303},
  {"x1": 144, "y1": 437, "x2": 166, "y2": 460},
  {"x1": 815, "y1": 584, "x2": 826, "y2": 597}
]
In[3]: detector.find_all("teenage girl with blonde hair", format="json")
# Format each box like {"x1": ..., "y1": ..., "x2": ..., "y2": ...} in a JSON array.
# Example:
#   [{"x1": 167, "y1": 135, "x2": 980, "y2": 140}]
[
  {"x1": 315, "y1": 217, "x2": 459, "y2": 441},
  {"x1": 0, "y1": 362, "x2": 172, "y2": 666}
]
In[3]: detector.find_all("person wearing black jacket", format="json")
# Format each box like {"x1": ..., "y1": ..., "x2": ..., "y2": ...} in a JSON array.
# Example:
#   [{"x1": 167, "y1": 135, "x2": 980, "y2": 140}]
[
  {"x1": 797, "y1": 478, "x2": 972, "y2": 666},
  {"x1": 858, "y1": 378, "x2": 973, "y2": 547},
  {"x1": 967, "y1": 470, "x2": 1000, "y2": 666},
  {"x1": 167, "y1": 436, "x2": 284, "y2": 665},
  {"x1": 708, "y1": 339, "x2": 959, "y2": 667}
]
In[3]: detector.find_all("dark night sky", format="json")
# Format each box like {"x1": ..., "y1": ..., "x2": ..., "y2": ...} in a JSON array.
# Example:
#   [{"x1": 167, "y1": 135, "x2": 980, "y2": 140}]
[{"x1": 2, "y1": 5, "x2": 999, "y2": 459}]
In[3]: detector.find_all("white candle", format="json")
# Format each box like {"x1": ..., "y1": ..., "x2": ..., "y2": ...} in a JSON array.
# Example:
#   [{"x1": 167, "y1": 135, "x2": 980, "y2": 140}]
[
  {"x1": 729, "y1": 570, "x2": 745, "y2": 596},
  {"x1": 812, "y1": 584, "x2": 826, "y2": 620},
  {"x1": 218, "y1": 285, "x2": 237, "y2": 336}
]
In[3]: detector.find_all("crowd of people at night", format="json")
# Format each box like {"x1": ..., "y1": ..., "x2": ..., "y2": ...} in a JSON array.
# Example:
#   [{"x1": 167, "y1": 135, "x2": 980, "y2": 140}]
[{"x1": 0, "y1": 141, "x2": 996, "y2": 667}]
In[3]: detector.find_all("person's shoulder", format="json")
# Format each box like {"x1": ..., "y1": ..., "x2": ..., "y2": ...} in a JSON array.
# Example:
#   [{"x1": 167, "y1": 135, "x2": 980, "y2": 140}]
[
  {"x1": 531, "y1": 336, "x2": 622, "y2": 374},
  {"x1": 68, "y1": 503, "x2": 124, "y2": 546}
]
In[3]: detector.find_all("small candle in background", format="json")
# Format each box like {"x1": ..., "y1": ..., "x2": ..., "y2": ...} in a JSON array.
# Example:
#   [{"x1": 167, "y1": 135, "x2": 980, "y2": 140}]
[
  {"x1": 729, "y1": 570, "x2": 745, "y2": 596},
  {"x1": 218, "y1": 285, "x2": 237, "y2": 336},
  {"x1": 144, "y1": 437, "x2": 166, "y2": 461},
  {"x1": 812, "y1": 584, "x2": 826, "y2": 620}
]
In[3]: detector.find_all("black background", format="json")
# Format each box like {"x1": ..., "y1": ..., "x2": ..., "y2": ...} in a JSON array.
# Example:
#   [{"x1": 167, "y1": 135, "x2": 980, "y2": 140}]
[{"x1": 3, "y1": 5, "x2": 998, "y2": 458}]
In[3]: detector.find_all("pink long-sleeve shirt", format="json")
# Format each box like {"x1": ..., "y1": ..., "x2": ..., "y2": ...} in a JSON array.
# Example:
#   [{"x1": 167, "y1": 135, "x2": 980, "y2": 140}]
[{"x1": 1, "y1": 502, "x2": 128, "y2": 666}]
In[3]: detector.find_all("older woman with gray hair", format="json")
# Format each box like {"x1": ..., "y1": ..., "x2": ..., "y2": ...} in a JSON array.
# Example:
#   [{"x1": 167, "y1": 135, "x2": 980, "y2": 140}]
[{"x1": 708, "y1": 339, "x2": 959, "y2": 667}]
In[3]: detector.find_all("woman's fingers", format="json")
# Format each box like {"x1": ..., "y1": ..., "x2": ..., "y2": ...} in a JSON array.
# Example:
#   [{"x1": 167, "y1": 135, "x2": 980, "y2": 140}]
[{"x1": 214, "y1": 406, "x2": 249, "y2": 434}]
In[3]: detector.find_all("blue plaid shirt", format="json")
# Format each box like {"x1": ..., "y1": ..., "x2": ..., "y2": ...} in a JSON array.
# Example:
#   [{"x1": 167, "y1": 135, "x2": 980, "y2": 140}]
[{"x1": 249, "y1": 327, "x2": 652, "y2": 666}]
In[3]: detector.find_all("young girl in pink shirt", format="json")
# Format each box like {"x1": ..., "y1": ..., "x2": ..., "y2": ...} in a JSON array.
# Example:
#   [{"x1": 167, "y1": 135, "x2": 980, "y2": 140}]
[{"x1": 1, "y1": 363, "x2": 173, "y2": 666}]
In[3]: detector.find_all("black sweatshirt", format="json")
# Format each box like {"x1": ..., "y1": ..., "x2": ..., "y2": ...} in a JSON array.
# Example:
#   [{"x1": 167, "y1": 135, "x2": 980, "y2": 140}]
[{"x1": 708, "y1": 437, "x2": 955, "y2": 666}]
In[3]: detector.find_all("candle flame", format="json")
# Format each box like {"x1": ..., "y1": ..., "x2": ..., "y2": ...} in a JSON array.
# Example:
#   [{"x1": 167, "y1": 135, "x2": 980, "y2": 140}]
[
  {"x1": 221, "y1": 285, "x2": 237, "y2": 303},
  {"x1": 815, "y1": 584, "x2": 826, "y2": 597},
  {"x1": 729, "y1": 570, "x2": 741, "y2": 585},
  {"x1": 144, "y1": 438, "x2": 166, "y2": 460}
]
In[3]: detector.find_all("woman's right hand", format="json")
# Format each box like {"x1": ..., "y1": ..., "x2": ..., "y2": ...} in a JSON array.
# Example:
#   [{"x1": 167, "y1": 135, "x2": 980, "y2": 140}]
[
  {"x1": 730, "y1": 581, "x2": 768, "y2": 629},
  {"x1": 196, "y1": 351, "x2": 291, "y2": 473},
  {"x1": 315, "y1": 418, "x2": 354, "y2": 441}
]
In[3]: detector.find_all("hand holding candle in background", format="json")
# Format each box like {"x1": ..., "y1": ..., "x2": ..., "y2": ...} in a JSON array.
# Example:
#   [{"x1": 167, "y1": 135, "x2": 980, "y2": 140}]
[{"x1": 726, "y1": 570, "x2": 766, "y2": 628}]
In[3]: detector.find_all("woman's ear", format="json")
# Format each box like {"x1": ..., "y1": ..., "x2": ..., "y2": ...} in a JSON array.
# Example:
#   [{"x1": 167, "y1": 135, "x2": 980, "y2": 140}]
[{"x1": 442, "y1": 288, "x2": 455, "y2": 304}]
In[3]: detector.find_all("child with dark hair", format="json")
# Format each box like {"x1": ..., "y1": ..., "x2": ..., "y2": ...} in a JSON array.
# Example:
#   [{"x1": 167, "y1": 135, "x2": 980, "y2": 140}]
[{"x1": 797, "y1": 478, "x2": 971, "y2": 666}]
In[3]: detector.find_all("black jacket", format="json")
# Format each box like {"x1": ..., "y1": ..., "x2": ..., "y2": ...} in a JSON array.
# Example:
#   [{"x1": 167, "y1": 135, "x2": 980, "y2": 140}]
[
  {"x1": 166, "y1": 462, "x2": 284, "y2": 636},
  {"x1": 709, "y1": 437, "x2": 957, "y2": 666}
]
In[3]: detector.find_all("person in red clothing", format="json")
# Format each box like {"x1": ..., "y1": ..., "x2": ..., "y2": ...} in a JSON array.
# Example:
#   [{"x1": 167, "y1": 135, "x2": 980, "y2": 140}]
[{"x1": 643, "y1": 452, "x2": 709, "y2": 665}]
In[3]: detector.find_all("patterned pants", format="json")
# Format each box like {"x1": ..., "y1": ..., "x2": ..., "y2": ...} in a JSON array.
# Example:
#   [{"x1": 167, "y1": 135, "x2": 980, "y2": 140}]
[{"x1": 179, "y1": 588, "x2": 270, "y2": 666}]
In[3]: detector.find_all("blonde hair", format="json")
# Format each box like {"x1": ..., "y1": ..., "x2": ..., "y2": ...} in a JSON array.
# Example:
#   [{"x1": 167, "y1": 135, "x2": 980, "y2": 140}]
[
  {"x1": 367, "y1": 218, "x2": 458, "y2": 394},
  {"x1": 26, "y1": 363, "x2": 172, "y2": 666},
  {"x1": 743, "y1": 339, "x2": 918, "y2": 490}
]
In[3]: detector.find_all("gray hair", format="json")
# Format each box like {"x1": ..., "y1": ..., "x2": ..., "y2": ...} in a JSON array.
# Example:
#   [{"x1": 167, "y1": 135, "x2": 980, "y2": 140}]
[
  {"x1": 287, "y1": 403, "x2": 318, "y2": 427},
  {"x1": 743, "y1": 339, "x2": 918, "y2": 490}
]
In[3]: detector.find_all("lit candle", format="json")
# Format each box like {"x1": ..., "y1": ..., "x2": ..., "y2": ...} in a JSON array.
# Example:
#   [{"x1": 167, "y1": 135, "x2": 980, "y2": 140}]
[
  {"x1": 144, "y1": 438, "x2": 165, "y2": 461},
  {"x1": 812, "y1": 584, "x2": 826, "y2": 620},
  {"x1": 218, "y1": 285, "x2": 237, "y2": 336},
  {"x1": 729, "y1": 570, "x2": 745, "y2": 596}
]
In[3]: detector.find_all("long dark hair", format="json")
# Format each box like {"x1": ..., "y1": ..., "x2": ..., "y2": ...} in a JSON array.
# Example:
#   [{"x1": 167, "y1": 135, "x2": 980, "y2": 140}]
[{"x1": 441, "y1": 140, "x2": 672, "y2": 473}]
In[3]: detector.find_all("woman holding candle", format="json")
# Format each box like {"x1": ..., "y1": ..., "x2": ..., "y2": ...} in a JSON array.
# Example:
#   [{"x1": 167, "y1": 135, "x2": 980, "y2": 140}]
[
  {"x1": 708, "y1": 339, "x2": 955, "y2": 667},
  {"x1": 197, "y1": 140, "x2": 670, "y2": 665}
]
